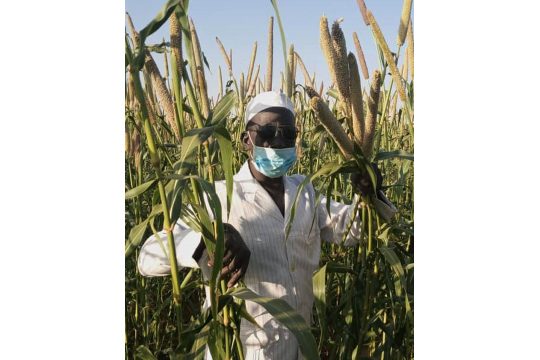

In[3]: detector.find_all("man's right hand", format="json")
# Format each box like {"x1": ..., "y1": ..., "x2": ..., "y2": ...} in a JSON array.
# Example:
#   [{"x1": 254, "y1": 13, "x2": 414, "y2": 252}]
[{"x1": 207, "y1": 223, "x2": 251, "y2": 288}]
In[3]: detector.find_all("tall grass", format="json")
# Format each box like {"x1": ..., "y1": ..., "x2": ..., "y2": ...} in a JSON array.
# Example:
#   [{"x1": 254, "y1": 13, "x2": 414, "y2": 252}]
[{"x1": 125, "y1": 0, "x2": 414, "y2": 359}]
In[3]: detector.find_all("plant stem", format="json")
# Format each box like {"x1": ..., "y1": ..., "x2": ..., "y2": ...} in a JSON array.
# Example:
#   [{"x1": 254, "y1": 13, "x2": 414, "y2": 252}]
[{"x1": 130, "y1": 68, "x2": 184, "y2": 342}]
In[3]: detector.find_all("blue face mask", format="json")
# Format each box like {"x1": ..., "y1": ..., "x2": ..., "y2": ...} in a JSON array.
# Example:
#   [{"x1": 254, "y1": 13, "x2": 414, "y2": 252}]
[{"x1": 249, "y1": 133, "x2": 297, "y2": 178}]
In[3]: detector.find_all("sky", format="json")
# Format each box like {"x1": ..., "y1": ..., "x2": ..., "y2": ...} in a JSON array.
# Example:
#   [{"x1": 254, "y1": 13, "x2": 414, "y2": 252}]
[{"x1": 125, "y1": 0, "x2": 411, "y2": 99}]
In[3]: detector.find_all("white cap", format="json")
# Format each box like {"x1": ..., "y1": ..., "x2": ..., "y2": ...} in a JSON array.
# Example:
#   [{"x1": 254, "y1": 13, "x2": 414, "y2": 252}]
[{"x1": 244, "y1": 91, "x2": 295, "y2": 124}]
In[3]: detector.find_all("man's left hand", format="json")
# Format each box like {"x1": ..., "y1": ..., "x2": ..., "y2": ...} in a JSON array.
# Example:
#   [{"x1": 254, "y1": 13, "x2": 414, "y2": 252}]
[{"x1": 352, "y1": 163, "x2": 383, "y2": 197}]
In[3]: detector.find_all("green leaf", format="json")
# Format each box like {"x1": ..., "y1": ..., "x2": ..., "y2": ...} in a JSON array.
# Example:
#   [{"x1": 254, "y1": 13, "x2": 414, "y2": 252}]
[
  {"x1": 185, "y1": 204, "x2": 214, "y2": 249},
  {"x1": 233, "y1": 298, "x2": 261, "y2": 329},
  {"x1": 202, "y1": 51, "x2": 212, "y2": 73},
  {"x1": 125, "y1": 218, "x2": 149, "y2": 257},
  {"x1": 179, "y1": 126, "x2": 215, "y2": 165},
  {"x1": 208, "y1": 90, "x2": 237, "y2": 125},
  {"x1": 195, "y1": 179, "x2": 224, "y2": 287},
  {"x1": 312, "y1": 263, "x2": 327, "y2": 348},
  {"x1": 166, "y1": 165, "x2": 188, "y2": 224},
  {"x1": 228, "y1": 287, "x2": 320, "y2": 360},
  {"x1": 374, "y1": 150, "x2": 414, "y2": 162},
  {"x1": 138, "y1": 0, "x2": 181, "y2": 40},
  {"x1": 208, "y1": 321, "x2": 228, "y2": 360},
  {"x1": 183, "y1": 323, "x2": 210, "y2": 360},
  {"x1": 213, "y1": 126, "x2": 233, "y2": 216},
  {"x1": 132, "y1": 0, "x2": 183, "y2": 69},
  {"x1": 134, "y1": 345, "x2": 157, "y2": 360},
  {"x1": 170, "y1": 153, "x2": 198, "y2": 178},
  {"x1": 405, "y1": 291, "x2": 413, "y2": 323},
  {"x1": 167, "y1": 182, "x2": 183, "y2": 225},
  {"x1": 177, "y1": 175, "x2": 224, "y2": 295},
  {"x1": 379, "y1": 246, "x2": 406, "y2": 297},
  {"x1": 148, "y1": 204, "x2": 164, "y2": 218},
  {"x1": 125, "y1": 179, "x2": 157, "y2": 200}
]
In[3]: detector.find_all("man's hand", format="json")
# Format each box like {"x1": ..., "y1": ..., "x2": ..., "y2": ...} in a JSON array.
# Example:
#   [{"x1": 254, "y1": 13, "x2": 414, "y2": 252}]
[
  {"x1": 352, "y1": 162, "x2": 383, "y2": 197},
  {"x1": 207, "y1": 223, "x2": 251, "y2": 288}
]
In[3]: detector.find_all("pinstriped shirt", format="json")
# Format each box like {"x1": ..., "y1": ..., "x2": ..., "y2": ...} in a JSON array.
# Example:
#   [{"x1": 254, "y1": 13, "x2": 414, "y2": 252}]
[{"x1": 139, "y1": 161, "x2": 369, "y2": 359}]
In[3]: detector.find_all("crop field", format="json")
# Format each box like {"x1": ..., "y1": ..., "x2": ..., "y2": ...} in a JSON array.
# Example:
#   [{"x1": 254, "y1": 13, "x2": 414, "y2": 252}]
[{"x1": 125, "y1": 0, "x2": 414, "y2": 359}]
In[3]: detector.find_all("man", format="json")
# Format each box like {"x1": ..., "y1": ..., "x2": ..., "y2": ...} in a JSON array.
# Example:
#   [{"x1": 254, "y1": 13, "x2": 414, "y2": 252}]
[{"x1": 138, "y1": 91, "x2": 396, "y2": 359}]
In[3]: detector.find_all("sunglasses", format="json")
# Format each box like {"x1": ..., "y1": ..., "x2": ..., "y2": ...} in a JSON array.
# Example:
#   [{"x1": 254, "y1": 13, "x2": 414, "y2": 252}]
[{"x1": 247, "y1": 123, "x2": 298, "y2": 141}]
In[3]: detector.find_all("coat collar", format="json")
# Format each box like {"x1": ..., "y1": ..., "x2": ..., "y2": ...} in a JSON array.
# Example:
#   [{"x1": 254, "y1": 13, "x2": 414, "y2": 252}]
[
  {"x1": 234, "y1": 161, "x2": 292, "y2": 222},
  {"x1": 234, "y1": 161, "x2": 256, "y2": 181},
  {"x1": 233, "y1": 161, "x2": 259, "y2": 194}
]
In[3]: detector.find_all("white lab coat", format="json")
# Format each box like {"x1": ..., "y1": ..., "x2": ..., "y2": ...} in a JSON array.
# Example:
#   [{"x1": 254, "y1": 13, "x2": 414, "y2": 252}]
[{"x1": 138, "y1": 161, "x2": 396, "y2": 359}]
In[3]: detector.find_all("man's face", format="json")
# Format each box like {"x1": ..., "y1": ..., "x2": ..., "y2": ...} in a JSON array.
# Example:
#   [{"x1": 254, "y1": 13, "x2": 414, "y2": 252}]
[{"x1": 244, "y1": 107, "x2": 296, "y2": 150}]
